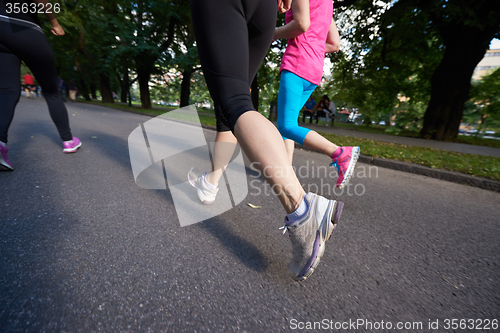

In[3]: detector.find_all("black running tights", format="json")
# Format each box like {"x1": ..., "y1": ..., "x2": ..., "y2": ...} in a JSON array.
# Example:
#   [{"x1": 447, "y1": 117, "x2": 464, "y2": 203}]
[
  {"x1": 0, "y1": 21, "x2": 72, "y2": 143},
  {"x1": 190, "y1": 0, "x2": 276, "y2": 133}
]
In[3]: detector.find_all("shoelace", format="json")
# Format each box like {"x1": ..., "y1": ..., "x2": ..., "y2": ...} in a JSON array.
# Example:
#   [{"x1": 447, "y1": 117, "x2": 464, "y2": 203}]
[
  {"x1": 279, "y1": 217, "x2": 291, "y2": 234},
  {"x1": 329, "y1": 147, "x2": 343, "y2": 170},
  {"x1": 330, "y1": 150, "x2": 350, "y2": 175}
]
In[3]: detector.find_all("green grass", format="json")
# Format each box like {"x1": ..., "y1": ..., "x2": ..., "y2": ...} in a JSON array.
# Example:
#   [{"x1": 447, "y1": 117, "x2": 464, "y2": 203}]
[
  {"x1": 316, "y1": 118, "x2": 500, "y2": 149},
  {"x1": 77, "y1": 100, "x2": 499, "y2": 181},
  {"x1": 320, "y1": 132, "x2": 500, "y2": 181}
]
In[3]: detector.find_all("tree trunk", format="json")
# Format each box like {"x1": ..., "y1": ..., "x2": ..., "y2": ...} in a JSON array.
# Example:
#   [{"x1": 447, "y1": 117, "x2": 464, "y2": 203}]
[
  {"x1": 419, "y1": 45, "x2": 484, "y2": 140},
  {"x1": 90, "y1": 83, "x2": 97, "y2": 100},
  {"x1": 251, "y1": 75, "x2": 259, "y2": 111},
  {"x1": 419, "y1": 4, "x2": 500, "y2": 140},
  {"x1": 136, "y1": 63, "x2": 152, "y2": 109},
  {"x1": 120, "y1": 67, "x2": 129, "y2": 103},
  {"x1": 180, "y1": 68, "x2": 193, "y2": 107},
  {"x1": 78, "y1": 78, "x2": 91, "y2": 101},
  {"x1": 99, "y1": 74, "x2": 114, "y2": 103}
]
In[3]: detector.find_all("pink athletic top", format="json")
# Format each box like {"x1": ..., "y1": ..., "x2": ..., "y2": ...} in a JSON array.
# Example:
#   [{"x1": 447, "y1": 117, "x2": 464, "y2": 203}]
[{"x1": 280, "y1": 0, "x2": 333, "y2": 85}]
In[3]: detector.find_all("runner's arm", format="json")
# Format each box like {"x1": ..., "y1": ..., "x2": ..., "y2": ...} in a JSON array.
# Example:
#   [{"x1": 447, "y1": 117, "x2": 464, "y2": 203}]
[
  {"x1": 273, "y1": 0, "x2": 310, "y2": 40},
  {"x1": 325, "y1": 18, "x2": 340, "y2": 53},
  {"x1": 277, "y1": 0, "x2": 292, "y2": 13},
  {"x1": 32, "y1": 0, "x2": 65, "y2": 36}
]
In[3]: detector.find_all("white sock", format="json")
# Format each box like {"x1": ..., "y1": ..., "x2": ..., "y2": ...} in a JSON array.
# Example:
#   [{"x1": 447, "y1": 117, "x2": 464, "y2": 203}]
[
  {"x1": 287, "y1": 197, "x2": 307, "y2": 223},
  {"x1": 203, "y1": 174, "x2": 218, "y2": 190}
]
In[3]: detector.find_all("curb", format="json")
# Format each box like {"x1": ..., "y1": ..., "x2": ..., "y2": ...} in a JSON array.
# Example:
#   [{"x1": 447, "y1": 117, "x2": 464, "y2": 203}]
[
  {"x1": 79, "y1": 103, "x2": 500, "y2": 193},
  {"x1": 358, "y1": 155, "x2": 500, "y2": 193},
  {"x1": 294, "y1": 143, "x2": 500, "y2": 193}
]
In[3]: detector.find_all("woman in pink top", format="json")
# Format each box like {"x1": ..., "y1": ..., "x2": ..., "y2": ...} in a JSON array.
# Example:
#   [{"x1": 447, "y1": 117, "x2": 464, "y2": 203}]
[{"x1": 274, "y1": 0, "x2": 360, "y2": 189}]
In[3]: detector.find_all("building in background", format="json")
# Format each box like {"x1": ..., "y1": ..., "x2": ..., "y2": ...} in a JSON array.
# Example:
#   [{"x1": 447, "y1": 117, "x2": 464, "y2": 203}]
[{"x1": 472, "y1": 49, "x2": 500, "y2": 81}]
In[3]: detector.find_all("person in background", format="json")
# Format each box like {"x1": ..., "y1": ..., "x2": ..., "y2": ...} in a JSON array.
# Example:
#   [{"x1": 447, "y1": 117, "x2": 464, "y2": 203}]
[
  {"x1": 22, "y1": 71, "x2": 35, "y2": 97},
  {"x1": 67, "y1": 79, "x2": 77, "y2": 102},
  {"x1": 314, "y1": 94, "x2": 329, "y2": 124},
  {"x1": 301, "y1": 96, "x2": 316, "y2": 123},
  {"x1": 57, "y1": 75, "x2": 66, "y2": 102},
  {"x1": 327, "y1": 97, "x2": 336, "y2": 126}
]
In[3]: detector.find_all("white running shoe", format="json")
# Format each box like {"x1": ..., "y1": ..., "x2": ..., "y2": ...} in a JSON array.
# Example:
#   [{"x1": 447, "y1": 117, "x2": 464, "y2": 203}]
[{"x1": 188, "y1": 167, "x2": 219, "y2": 204}]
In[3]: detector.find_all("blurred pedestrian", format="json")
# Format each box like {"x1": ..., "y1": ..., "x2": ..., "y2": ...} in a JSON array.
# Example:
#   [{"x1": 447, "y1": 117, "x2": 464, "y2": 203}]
[
  {"x1": 67, "y1": 79, "x2": 77, "y2": 102},
  {"x1": 327, "y1": 98, "x2": 336, "y2": 126},
  {"x1": 0, "y1": 0, "x2": 82, "y2": 171},
  {"x1": 301, "y1": 96, "x2": 316, "y2": 123},
  {"x1": 22, "y1": 71, "x2": 35, "y2": 97},
  {"x1": 314, "y1": 95, "x2": 329, "y2": 124},
  {"x1": 57, "y1": 75, "x2": 66, "y2": 102}
]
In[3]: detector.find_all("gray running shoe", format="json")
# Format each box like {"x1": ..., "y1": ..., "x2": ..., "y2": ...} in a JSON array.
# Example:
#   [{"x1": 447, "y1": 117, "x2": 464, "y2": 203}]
[
  {"x1": 280, "y1": 192, "x2": 344, "y2": 281},
  {"x1": 188, "y1": 167, "x2": 219, "y2": 204}
]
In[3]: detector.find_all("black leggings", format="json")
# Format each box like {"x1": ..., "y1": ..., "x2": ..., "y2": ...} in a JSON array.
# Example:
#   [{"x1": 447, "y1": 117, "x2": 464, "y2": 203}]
[
  {"x1": 190, "y1": 0, "x2": 276, "y2": 133},
  {"x1": 0, "y1": 20, "x2": 72, "y2": 143}
]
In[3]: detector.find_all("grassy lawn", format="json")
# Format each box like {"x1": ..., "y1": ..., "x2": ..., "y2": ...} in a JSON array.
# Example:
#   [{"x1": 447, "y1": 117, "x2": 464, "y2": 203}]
[
  {"x1": 320, "y1": 132, "x2": 500, "y2": 181},
  {"x1": 314, "y1": 118, "x2": 500, "y2": 149},
  {"x1": 78, "y1": 100, "x2": 500, "y2": 181}
]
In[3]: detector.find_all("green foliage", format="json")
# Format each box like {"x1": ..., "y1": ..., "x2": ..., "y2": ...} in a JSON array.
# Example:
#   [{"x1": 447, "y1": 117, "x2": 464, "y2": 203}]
[
  {"x1": 327, "y1": 0, "x2": 500, "y2": 140},
  {"x1": 464, "y1": 69, "x2": 500, "y2": 131},
  {"x1": 326, "y1": 0, "x2": 442, "y2": 124}
]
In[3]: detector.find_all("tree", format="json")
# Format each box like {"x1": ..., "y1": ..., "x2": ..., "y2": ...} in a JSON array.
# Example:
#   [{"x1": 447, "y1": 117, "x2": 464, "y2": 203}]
[
  {"x1": 332, "y1": 0, "x2": 500, "y2": 140},
  {"x1": 464, "y1": 68, "x2": 500, "y2": 131}
]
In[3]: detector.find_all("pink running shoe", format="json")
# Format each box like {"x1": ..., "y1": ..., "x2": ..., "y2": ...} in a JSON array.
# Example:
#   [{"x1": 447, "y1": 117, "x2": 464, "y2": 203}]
[
  {"x1": 0, "y1": 141, "x2": 14, "y2": 171},
  {"x1": 63, "y1": 137, "x2": 82, "y2": 153},
  {"x1": 330, "y1": 146, "x2": 360, "y2": 189}
]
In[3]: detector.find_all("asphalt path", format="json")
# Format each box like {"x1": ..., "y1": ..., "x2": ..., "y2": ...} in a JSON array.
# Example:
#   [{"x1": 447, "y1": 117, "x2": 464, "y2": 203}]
[{"x1": 1, "y1": 97, "x2": 499, "y2": 332}]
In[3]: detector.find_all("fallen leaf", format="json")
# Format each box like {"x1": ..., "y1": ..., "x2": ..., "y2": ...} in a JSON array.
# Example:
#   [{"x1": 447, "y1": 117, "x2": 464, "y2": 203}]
[{"x1": 247, "y1": 203, "x2": 261, "y2": 209}]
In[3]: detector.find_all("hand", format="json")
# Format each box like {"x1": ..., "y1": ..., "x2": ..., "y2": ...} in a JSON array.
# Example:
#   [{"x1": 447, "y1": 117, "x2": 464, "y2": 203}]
[
  {"x1": 277, "y1": 0, "x2": 292, "y2": 13},
  {"x1": 50, "y1": 22, "x2": 65, "y2": 36}
]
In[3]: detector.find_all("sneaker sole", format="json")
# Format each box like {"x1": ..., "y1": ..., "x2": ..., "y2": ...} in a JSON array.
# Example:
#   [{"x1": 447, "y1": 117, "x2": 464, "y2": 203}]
[
  {"x1": 338, "y1": 146, "x2": 360, "y2": 189},
  {"x1": 0, "y1": 162, "x2": 14, "y2": 171},
  {"x1": 63, "y1": 142, "x2": 82, "y2": 153},
  {"x1": 187, "y1": 168, "x2": 198, "y2": 188},
  {"x1": 0, "y1": 155, "x2": 14, "y2": 171},
  {"x1": 295, "y1": 200, "x2": 344, "y2": 281}
]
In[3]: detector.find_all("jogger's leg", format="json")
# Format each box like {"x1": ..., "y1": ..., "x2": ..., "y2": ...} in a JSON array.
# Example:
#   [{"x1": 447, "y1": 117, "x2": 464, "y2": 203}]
[
  {"x1": 20, "y1": 31, "x2": 73, "y2": 141},
  {"x1": 0, "y1": 50, "x2": 21, "y2": 144},
  {"x1": 206, "y1": 130, "x2": 238, "y2": 186},
  {"x1": 234, "y1": 111, "x2": 305, "y2": 214}
]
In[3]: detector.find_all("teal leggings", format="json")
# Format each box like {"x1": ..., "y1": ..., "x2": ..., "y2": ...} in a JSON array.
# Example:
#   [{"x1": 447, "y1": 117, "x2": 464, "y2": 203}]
[{"x1": 277, "y1": 70, "x2": 317, "y2": 145}]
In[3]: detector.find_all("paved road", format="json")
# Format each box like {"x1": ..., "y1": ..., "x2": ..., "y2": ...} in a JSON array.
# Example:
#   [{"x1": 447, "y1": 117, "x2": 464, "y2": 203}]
[{"x1": 1, "y1": 97, "x2": 499, "y2": 332}]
